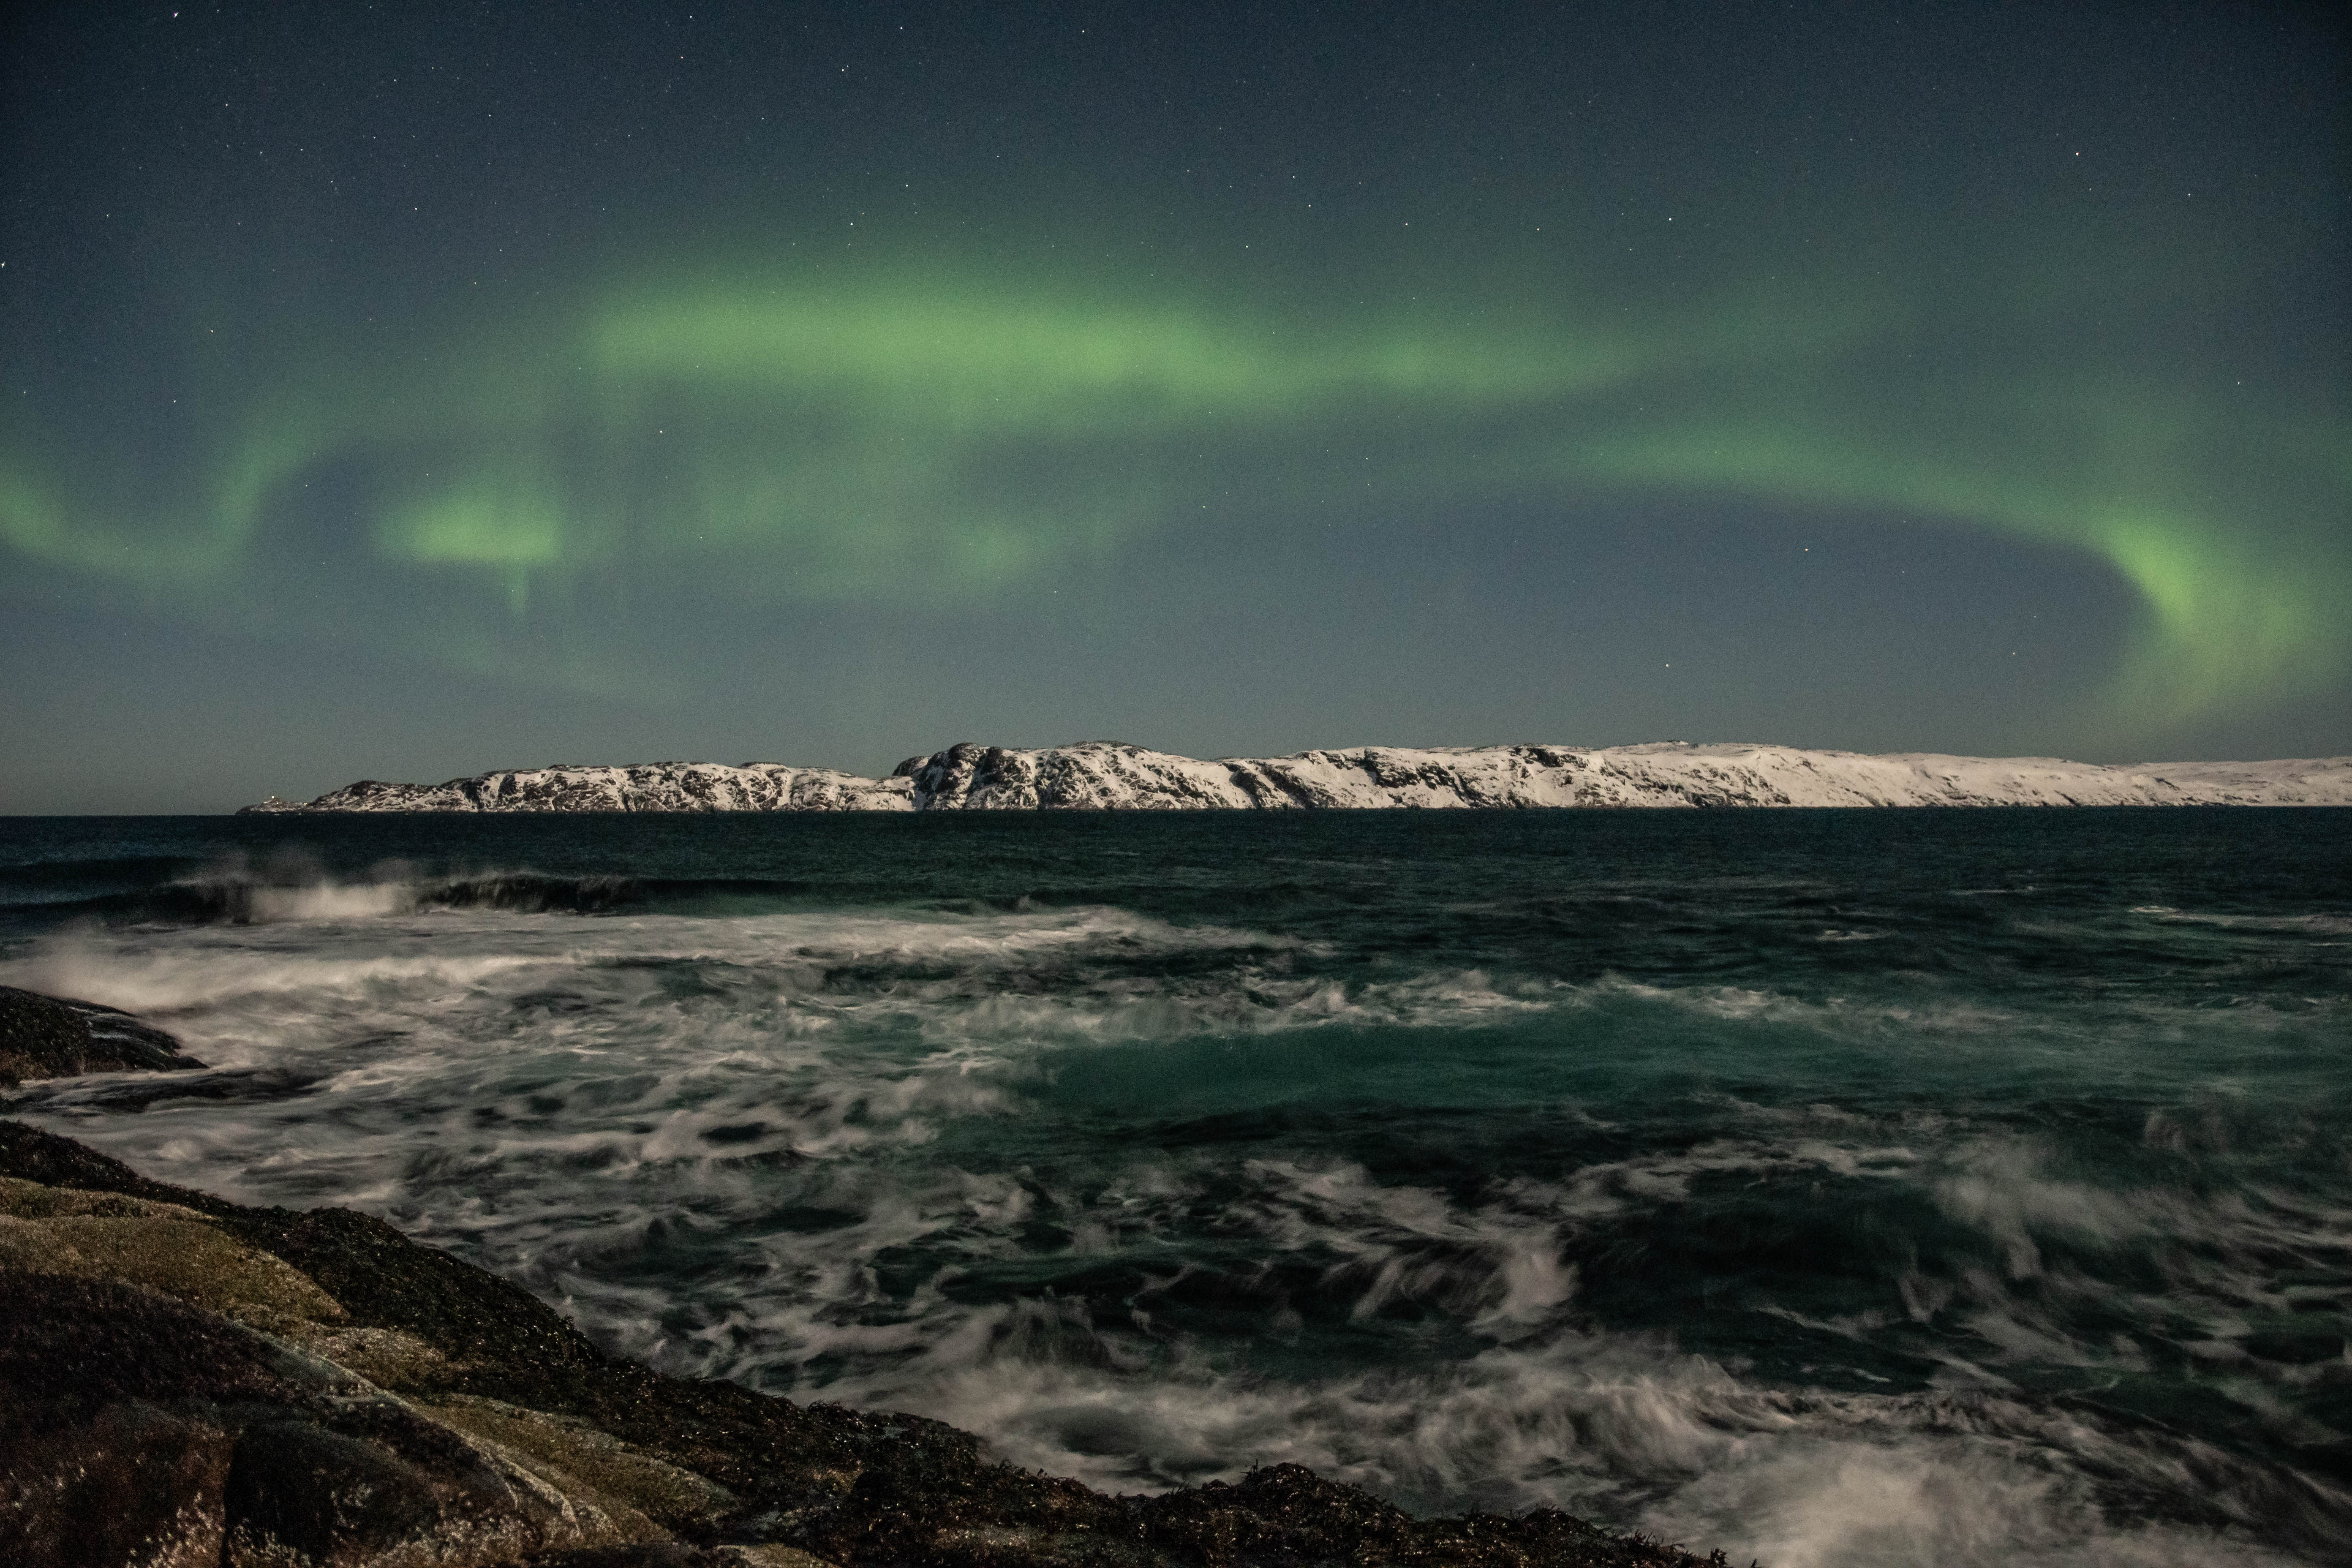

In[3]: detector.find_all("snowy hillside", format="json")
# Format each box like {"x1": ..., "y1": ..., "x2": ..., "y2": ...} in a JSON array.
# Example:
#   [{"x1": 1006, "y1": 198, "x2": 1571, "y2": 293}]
[
  {"x1": 243, "y1": 742, "x2": 2352, "y2": 812},
  {"x1": 245, "y1": 762, "x2": 915, "y2": 814}
]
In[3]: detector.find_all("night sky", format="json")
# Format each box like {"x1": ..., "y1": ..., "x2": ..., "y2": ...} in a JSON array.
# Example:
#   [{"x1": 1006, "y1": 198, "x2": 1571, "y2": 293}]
[{"x1": 4, "y1": 2, "x2": 2345, "y2": 812}]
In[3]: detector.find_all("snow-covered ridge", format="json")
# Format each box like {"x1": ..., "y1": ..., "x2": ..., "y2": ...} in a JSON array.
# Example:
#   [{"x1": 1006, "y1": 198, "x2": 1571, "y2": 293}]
[
  {"x1": 242, "y1": 742, "x2": 2352, "y2": 813},
  {"x1": 245, "y1": 762, "x2": 915, "y2": 814}
]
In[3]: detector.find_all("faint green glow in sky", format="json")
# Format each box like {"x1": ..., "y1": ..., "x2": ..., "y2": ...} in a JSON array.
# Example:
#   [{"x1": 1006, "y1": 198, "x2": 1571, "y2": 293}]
[
  {"x1": 2, "y1": 256, "x2": 2343, "y2": 739},
  {"x1": 1573, "y1": 394, "x2": 2347, "y2": 739},
  {"x1": 581, "y1": 272, "x2": 1733, "y2": 425}
]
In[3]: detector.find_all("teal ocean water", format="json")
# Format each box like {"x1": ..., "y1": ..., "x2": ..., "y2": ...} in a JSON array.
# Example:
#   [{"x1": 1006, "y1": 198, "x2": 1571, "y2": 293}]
[{"x1": 2, "y1": 810, "x2": 2347, "y2": 1566}]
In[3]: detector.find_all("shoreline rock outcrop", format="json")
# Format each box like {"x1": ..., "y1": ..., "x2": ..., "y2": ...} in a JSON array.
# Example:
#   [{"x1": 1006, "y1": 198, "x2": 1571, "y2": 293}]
[
  {"x1": 242, "y1": 741, "x2": 2352, "y2": 814},
  {"x1": 0, "y1": 991, "x2": 1727, "y2": 1568},
  {"x1": 0, "y1": 985, "x2": 208, "y2": 1087}
]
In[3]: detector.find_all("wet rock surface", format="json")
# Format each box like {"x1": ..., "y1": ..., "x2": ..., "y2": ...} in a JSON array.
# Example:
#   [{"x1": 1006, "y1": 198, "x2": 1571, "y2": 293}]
[
  {"x1": 0, "y1": 985, "x2": 208, "y2": 1086},
  {"x1": 0, "y1": 991, "x2": 1729, "y2": 1567}
]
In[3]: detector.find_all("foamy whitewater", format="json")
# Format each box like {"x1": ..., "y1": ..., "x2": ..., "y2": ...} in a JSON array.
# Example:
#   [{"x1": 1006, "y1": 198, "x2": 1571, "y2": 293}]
[{"x1": 3, "y1": 810, "x2": 2346, "y2": 1566}]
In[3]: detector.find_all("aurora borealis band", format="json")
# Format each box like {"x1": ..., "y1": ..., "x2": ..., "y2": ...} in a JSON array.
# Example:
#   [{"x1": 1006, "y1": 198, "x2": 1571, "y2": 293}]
[{"x1": 3, "y1": 3, "x2": 2346, "y2": 809}]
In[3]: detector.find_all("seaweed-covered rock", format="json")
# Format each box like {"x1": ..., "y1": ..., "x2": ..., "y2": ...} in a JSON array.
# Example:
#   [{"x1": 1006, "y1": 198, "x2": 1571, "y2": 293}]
[
  {"x1": 1137, "y1": 1465, "x2": 1720, "y2": 1567},
  {"x1": 0, "y1": 985, "x2": 207, "y2": 1086},
  {"x1": 231, "y1": 1202, "x2": 608, "y2": 1377},
  {"x1": 0, "y1": 1119, "x2": 1726, "y2": 1567}
]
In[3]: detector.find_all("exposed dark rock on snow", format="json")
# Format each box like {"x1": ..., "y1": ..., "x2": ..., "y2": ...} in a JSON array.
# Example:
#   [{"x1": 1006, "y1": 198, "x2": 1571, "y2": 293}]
[
  {"x1": 248, "y1": 762, "x2": 914, "y2": 815},
  {"x1": 246, "y1": 740, "x2": 2352, "y2": 813},
  {"x1": 0, "y1": 985, "x2": 207, "y2": 1087},
  {"x1": 0, "y1": 1105, "x2": 1725, "y2": 1567}
]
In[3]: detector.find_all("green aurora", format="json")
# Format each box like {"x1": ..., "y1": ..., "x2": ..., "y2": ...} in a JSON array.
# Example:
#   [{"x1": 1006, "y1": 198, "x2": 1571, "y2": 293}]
[
  {"x1": 4, "y1": 244, "x2": 2343, "y2": 741},
  {"x1": 6, "y1": 1, "x2": 2347, "y2": 807}
]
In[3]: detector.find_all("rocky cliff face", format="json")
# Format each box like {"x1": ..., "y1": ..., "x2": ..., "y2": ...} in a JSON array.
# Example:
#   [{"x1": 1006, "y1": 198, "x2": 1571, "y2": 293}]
[{"x1": 245, "y1": 742, "x2": 2352, "y2": 813}]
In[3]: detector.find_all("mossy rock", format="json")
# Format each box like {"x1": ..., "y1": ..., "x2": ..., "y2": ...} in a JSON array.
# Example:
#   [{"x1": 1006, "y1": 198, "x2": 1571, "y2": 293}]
[{"x1": 0, "y1": 1270, "x2": 647, "y2": 1565}]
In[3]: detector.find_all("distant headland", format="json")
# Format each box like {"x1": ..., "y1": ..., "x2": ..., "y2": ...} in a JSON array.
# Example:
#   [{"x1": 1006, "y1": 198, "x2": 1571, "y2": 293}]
[{"x1": 242, "y1": 741, "x2": 2352, "y2": 813}]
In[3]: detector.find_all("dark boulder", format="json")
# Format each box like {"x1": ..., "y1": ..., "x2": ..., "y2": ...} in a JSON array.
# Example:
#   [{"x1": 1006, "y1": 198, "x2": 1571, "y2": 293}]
[{"x1": 0, "y1": 985, "x2": 207, "y2": 1086}]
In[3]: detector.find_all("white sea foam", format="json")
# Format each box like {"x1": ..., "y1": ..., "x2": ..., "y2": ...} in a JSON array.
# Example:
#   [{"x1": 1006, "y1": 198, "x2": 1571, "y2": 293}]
[
  {"x1": 789, "y1": 1314, "x2": 2332, "y2": 1568},
  {"x1": 4, "y1": 897, "x2": 2346, "y2": 1567},
  {"x1": 2134, "y1": 906, "x2": 2352, "y2": 936}
]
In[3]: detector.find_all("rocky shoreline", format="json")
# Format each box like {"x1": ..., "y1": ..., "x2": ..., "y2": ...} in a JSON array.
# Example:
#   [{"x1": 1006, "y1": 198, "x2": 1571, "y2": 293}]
[{"x1": 0, "y1": 988, "x2": 1728, "y2": 1568}]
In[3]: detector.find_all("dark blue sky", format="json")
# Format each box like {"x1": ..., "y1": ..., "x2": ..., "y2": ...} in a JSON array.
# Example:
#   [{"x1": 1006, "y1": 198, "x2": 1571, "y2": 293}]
[{"x1": 4, "y1": 1, "x2": 2345, "y2": 811}]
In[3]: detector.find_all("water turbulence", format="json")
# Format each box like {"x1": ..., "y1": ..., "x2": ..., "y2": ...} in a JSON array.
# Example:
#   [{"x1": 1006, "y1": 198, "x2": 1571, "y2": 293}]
[{"x1": 1, "y1": 809, "x2": 2345, "y2": 1567}]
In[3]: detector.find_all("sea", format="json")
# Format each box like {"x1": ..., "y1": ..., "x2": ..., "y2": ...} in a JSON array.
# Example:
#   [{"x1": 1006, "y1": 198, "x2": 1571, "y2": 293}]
[{"x1": 1, "y1": 808, "x2": 2346, "y2": 1568}]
